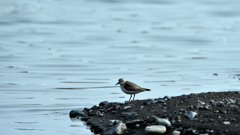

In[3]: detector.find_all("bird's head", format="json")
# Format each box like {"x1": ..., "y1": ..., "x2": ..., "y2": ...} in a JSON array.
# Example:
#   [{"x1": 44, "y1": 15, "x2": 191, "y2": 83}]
[{"x1": 115, "y1": 78, "x2": 126, "y2": 85}]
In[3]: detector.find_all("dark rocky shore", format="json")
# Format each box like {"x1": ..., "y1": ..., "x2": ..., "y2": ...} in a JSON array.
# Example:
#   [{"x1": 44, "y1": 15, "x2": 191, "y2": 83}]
[{"x1": 70, "y1": 91, "x2": 240, "y2": 135}]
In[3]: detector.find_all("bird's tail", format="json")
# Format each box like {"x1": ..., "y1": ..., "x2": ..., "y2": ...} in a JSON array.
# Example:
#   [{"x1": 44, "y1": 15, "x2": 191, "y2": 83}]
[{"x1": 144, "y1": 88, "x2": 151, "y2": 91}]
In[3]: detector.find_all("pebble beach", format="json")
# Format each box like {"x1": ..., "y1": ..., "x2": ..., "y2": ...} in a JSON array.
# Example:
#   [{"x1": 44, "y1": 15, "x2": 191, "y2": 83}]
[{"x1": 70, "y1": 91, "x2": 240, "y2": 135}]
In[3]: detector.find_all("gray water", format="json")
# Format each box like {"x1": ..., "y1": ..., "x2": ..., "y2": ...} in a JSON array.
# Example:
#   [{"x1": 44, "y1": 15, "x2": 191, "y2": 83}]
[{"x1": 1, "y1": 0, "x2": 240, "y2": 134}]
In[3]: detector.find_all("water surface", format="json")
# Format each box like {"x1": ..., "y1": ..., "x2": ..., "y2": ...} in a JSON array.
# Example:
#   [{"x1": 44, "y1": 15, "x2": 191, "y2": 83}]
[{"x1": 1, "y1": 0, "x2": 240, "y2": 134}]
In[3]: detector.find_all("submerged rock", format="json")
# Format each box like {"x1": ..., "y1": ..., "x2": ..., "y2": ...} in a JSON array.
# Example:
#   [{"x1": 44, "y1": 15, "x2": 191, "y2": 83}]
[{"x1": 145, "y1": 125, "x2": 166, "y2": 135}]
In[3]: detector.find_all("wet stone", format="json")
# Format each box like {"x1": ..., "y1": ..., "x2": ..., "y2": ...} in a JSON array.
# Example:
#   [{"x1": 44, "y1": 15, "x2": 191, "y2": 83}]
[
  {"x1": 69, "y1": 110, "x2": 86, "y2": 118},
  {"x1": 99, "y1": 101, "x2": 109, "y2": 106}
]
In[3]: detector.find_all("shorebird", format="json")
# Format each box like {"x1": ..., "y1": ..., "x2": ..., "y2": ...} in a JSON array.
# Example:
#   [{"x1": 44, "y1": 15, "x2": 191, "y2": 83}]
[{"x1": 116, "y1": 78, "x2": 151, "y2": 102}]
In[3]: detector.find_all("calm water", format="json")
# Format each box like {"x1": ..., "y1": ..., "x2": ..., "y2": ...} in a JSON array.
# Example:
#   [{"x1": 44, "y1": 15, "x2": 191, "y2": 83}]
[{"x1": 1, "y1": 0, "x2": 240, "y2": 134}]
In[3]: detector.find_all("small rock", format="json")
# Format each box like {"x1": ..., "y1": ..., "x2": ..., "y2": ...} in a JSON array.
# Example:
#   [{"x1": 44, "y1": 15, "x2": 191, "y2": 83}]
[
  {"x1": 116, "y1": 102, "x2": 125, "y2": 105},
  {"x1": 213, "y1": 110, "x2": 219, "y2": 113},
  {"x1": 149, "y1": 99, "x2": 156, "y2": 104},
  {"x1": 152, "y1": 116, "x2": 172, "y2": 127},
  {"x1": 174, "y1": 127, "x2": 183, "y2": 132},
  {"x1": 163, "y1": 96, "x2": 171, "y2": 100},
  {"x1": 228, "y1": 98, "x2": 235, "y2": 104},
  {"x1": 106, "y1": 107, "x2": 114, "y2": 112},
  {"x1": 115, "y1": 105, "x2": 121, "y2": 110},
  {"x1": 121, "y1": 112, "x2": 137, "y2": 118},
  {"x1": 223, "y1": 121, "x2": 231, "y2": 125},
  {"x1": 143, "y1": 100, "x2": 155, "y2": 105},
  {"x1": 125, "y1": 119, "x2": 143, "y2": 127},
  {"x1": 135, "y1": 124, "x2": 140, "y2": 128},
  {"x1": 179, "y1": 109, "x2": 186, "y2": 112},
  {"x1": 91, "y1": 123, "x2": 105, "y2": 134},
  {"x1": 103, "y1": 122, "x2": 127, "y2": 135},
  {"x1": 172, "y1": 130, "x2": 181, "y2": 135},
  {"x1": 99, "y1": 101, "x2": 109, "y2": 106},
  {"x1": 69, "y1": 110, "x2": 85, "y2": 118},
  {"x1": 184, "y1": 111, "x2": 197, "y2": 120},
  {"x1": 158, "y1": 99, "x2": 165, "y2": 103},
  {"x1": 209, "y1": 99, "x2": 215, "y2": 103},
  {"x1": 209, "y1": 119, "x2": 215, "y2": 122},
  {"x1": 186, "y1": 128, "x2": 199, "y2": 134},
  {"x1": 145, "y1": 125, "x2": 166, "y2": 135},
  {"x1": 96, "y1": 110, "x2": 104, "y2": 117},
  {"x1": 217, "y1": 101, "x2": 225, "y2": 107},
  {"x1": 229, "y1": 105, "x2": 238, "y2": 108},
  {"x1": 108, "y1": 120, "x2": 121, "y2": 126},
  {"x1": 231, "y1": 118, "x2": 236, "y2": 122},
  {"x1": 219, "y1": 110, "x2": 227, "y2": 114},
  {"x1": 123, "y1": 106, "x2": 131, "y2": 110},
  {"x1": 111, "y1": 111, "x2": 118, "y2": 114}
]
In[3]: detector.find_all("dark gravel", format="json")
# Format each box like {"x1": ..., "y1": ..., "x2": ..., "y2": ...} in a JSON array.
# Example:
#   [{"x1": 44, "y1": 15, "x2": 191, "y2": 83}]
[{"x1": 70, "y1": 91, "x2": 240, "y2": 135}]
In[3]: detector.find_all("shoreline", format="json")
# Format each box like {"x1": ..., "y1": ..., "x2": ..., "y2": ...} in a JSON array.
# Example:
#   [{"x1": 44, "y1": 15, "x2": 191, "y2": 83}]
[{"x1": 70, "y1": 91, "x2": 240, "y2": 135}]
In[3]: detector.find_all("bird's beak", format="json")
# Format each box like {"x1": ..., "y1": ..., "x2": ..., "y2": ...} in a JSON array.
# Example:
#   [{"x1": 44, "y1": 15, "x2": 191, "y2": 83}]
[{"x1": 115, "y1": 82, "x2": 119, "y2": 85}]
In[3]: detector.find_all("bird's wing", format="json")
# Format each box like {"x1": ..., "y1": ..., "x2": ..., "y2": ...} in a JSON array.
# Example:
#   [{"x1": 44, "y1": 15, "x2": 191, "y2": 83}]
[{"x1": 124, "y1": 81, "x2": 142, "y2": 91}]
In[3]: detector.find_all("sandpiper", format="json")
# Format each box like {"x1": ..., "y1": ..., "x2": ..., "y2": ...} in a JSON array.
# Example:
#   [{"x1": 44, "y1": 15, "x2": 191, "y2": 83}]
[{"x1": 115, "y1": 78, "x2": 151, "y2": 101}]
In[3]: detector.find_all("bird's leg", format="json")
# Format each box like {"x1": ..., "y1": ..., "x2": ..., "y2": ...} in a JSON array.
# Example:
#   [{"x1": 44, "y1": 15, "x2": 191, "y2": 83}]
[
  {"x1": 129, "y1": 94, "x2": 132, "y2": 102},
  {"x1": 133, "y1": 94, "x2": 135, "y2": 101}
]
